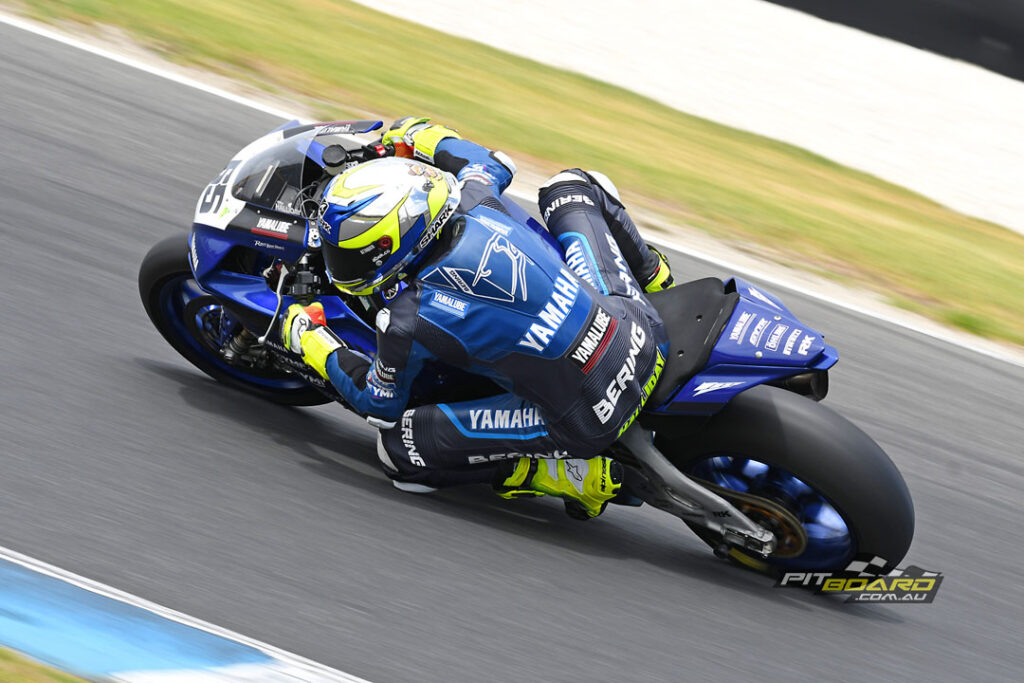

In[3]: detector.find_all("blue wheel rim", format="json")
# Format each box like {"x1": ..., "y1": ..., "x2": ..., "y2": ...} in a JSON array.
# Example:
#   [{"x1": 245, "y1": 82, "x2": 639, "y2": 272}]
[
  {"x1": 158, "y1": 275, "x2": 307, "y2": 390},
  {"x1": 687, "y1": 456, "x2": 855, "y2": 570}
]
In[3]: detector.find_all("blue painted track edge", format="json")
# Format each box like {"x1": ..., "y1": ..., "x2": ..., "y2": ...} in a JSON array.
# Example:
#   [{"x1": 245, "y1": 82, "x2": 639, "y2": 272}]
[{"x1": 0, "y1": 545, "x2": 371, "y2": 682}]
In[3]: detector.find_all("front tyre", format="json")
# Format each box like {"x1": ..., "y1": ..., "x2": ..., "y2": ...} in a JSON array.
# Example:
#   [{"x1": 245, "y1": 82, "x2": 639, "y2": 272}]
[
  {"x1": 656, "y1": 385, "x2": 914, "y2": 573},
  {"x1": 138, "y1": 234, "x2": 329, "y2": 406}
]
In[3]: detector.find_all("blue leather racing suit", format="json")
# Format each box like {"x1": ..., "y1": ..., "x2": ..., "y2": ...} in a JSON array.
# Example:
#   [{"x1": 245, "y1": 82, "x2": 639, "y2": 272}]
[{"x1": 324, "y1": 138, "x2": 669, "y2": 488}]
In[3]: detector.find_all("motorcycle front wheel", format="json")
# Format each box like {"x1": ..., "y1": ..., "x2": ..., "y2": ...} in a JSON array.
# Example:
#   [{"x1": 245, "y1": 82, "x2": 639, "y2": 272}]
[{"x1": 138, "y1": 234, "x2": 329, "y2": 406}]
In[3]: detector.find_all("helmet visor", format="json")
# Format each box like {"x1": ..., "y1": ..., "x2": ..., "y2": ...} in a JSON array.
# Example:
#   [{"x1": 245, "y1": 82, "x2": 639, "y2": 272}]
[{"x1": 322, "y1": 240, "x2": 390, "y2": 292}]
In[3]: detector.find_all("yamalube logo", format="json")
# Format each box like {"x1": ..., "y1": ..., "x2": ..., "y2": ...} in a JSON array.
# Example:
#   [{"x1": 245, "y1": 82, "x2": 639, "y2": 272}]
[
  {"x1": 429, "y1": 291, "x2": 469, "y2": 318},
  {"x1": 253, "y1": 216, "x2": 291, "y2": 237},
  {"x1": 570, "y1": 307, "x2": 616, "y2": 372}
]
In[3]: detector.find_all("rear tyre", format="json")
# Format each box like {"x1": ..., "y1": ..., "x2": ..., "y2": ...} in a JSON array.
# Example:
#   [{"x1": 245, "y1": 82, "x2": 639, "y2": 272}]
[
  {"x1": 655, "y1": 385, "x2": 914, "y2": 573},
  {"x1": 138, "y1": 234, "x2": 329, "y2": 406}
]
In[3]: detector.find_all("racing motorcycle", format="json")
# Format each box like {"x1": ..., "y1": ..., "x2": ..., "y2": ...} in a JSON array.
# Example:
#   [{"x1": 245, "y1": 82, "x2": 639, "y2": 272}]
[{"x1": 139, "y1": 120, "x2": 914, "y2": 574}]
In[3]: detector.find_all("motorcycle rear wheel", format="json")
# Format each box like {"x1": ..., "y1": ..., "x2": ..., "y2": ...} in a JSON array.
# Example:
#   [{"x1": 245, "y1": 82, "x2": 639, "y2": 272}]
[
  {"x1": 655, "y1": 385, "x2": 914, "y2": 573},
  {"x1": 138, "y1": 234, "x2": 329, "y2": 406}
]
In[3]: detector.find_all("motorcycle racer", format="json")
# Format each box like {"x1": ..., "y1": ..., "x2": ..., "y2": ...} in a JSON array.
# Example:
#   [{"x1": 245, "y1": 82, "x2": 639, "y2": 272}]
[{"x1": 283, "y1": 117, "x2": 673, "y2": 518}]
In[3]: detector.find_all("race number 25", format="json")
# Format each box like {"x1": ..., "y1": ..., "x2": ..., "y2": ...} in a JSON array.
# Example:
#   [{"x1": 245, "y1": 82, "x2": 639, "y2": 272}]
[{"x1": 198, "y1": 160, "x2": 240, "y2": 214}]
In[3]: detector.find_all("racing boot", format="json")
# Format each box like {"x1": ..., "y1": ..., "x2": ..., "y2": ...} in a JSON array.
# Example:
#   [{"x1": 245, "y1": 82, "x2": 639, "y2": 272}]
[
  {"x1": 494, "y1": 456, "x2": 622, "y2": 520},
  {"x1": 640, "y1": 244, "x2": 674, "y2": 293}
]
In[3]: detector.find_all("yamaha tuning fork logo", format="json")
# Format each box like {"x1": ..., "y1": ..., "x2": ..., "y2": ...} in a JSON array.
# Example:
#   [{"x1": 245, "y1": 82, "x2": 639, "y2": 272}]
[{"x1": 777, "y1": 554, "x2": 943, "y2": 603}]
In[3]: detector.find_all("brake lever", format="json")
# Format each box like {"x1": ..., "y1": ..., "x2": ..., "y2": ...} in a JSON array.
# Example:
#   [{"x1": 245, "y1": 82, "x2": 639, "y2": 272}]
[{"x1": 257, "y1": 260, "x2": 291, "y2": 344}]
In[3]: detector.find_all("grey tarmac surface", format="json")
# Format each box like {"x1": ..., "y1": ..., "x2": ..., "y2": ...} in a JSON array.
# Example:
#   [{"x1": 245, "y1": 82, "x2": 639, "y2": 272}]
[{"x1": 1, "y1": 22, "x2": 1023, "y2": 683}]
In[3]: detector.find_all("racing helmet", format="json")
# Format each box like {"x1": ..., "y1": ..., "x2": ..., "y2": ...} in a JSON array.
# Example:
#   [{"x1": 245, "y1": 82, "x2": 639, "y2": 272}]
[{"x1": 316, "y1": 157, "x2": 460, "y2": 295}]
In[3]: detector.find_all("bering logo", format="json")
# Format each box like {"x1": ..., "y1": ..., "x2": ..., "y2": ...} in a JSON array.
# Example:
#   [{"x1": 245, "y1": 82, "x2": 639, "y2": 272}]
[
  {"x1": 605, "y1": 234, "x2": 642, "y2": 301},
  {"x1": 400, "y1": 410, "x2": 425, "y2": 466},
  {"x1": 592, "y1": 321, "x2": 646, "y2": 423},
  {"x1": 542, "y1": 193, "x2": 594, "y2": 221}
]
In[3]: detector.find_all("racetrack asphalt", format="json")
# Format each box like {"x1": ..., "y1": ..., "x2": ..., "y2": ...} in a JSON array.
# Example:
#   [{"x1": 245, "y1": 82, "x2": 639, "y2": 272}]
[{"x1": 1, "y1": 23, "x2": 1022, "y2": 683}]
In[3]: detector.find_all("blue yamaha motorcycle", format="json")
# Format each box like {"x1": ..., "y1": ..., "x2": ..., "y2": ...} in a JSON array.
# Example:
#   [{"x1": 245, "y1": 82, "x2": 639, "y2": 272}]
[{"x1": 139, "y1": 120, "x2": 914, "y2": 574}]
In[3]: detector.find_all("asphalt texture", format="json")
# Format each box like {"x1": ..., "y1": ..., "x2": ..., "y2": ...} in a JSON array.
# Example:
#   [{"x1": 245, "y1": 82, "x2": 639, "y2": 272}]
[{"x1": 1, "y1": 23, "x2": 1023, "y2": 683}]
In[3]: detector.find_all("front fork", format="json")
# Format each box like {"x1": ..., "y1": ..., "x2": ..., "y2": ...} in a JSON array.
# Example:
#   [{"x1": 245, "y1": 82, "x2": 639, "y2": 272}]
[{"x1": 616, "y1": 426, "x2": 776, "y2": 557}]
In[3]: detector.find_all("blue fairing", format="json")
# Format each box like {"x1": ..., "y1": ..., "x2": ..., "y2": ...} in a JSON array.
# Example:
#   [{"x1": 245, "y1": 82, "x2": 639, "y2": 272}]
[
  {"x1": 650, "y1": 277, "x2": 838, "y2": 414},
  {"x1": 189, "y1": 224, "x2": 378, "y2": 358}
]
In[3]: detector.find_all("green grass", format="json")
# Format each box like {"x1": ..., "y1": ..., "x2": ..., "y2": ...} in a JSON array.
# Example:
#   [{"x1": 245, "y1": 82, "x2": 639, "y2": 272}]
[
  {"x1": 18, "y1": 0, "x2": 1024, "y2": 345},
  {"x1": 0, "y1": 648, "x2": 85, "y2": 682}
]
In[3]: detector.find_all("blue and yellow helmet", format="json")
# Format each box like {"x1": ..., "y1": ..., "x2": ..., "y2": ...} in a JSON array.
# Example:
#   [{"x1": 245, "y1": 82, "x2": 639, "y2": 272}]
[{"x1": 317, "y1": 157, "x2": 460, "y2": 295}]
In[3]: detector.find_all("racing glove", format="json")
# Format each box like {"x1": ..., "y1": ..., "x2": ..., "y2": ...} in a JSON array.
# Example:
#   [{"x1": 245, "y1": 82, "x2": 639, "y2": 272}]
[
  {"x1": 282, "y1": 302, "x2": 345, "y2": 379},
  {"x1": 382, "y1": 116, "x2": 461, "y2": 164}
]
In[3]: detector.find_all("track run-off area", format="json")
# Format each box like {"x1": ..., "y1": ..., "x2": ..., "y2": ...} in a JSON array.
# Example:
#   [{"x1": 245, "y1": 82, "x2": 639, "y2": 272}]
[{"x1": 0, "y1": 18, "x2": 1022, "y2": 683}]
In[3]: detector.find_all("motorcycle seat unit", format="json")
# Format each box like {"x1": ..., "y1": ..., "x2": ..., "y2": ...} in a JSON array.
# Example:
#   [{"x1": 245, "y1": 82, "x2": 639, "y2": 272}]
[{"x1": 645, "y1": 277, "x2": 739, "y2": 408}]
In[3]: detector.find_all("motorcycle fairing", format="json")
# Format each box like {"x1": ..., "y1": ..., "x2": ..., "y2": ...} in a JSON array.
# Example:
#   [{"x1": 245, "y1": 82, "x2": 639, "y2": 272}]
[
  {"x1": 647, "y1": 277, "x2": 838, "y2": 414},
  {"x1": 188, "y1": 122, "x2": 392, "y2": 350}
]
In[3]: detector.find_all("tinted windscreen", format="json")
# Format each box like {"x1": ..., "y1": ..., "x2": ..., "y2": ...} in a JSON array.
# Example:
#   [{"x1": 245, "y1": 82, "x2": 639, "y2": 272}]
[
  {"x1": 231, "y1": 146, "x2": 306, "y2": 214},
  {"x1": 229, "y1": 124, "x2": 381, "y2": 216}
]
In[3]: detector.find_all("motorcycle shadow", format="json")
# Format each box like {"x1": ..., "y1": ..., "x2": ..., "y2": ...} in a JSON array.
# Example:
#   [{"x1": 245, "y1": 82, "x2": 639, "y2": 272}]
[{"x1": 140, "y1": 359, "x2": 903, "y2": 622}]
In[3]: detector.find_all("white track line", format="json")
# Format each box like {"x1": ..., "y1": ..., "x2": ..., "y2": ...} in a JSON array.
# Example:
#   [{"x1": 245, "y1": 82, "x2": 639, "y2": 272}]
[
  {"x1": 2, "y1": 9, "x2": 1021, "y2": 371},
  {"x1": 0, "y1": 11, "x2": 296, "y2": 120},
  {"x1": 0, "y1": 545, "x2": 371, "y2": 682}
]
